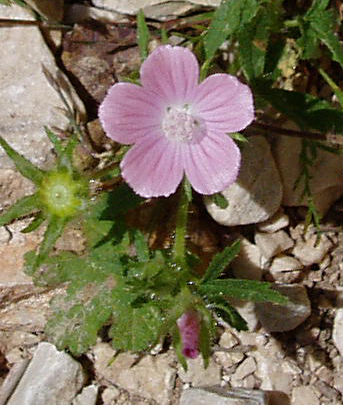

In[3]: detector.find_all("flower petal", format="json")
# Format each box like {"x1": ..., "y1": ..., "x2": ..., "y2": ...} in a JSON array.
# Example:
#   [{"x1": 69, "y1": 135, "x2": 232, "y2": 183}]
[
  {"x1": 99, "y1": 82, "x2": 163, "y2": 144},
  {"x1": 183, "y1": 132, "x2": 241, "y2": 195},
  {"x1": 120, "y1": 136, "x2": 184, "y2": 198},
  {"x1": 193, "y1": 74, "x2": 254, "y2": 133},
  {"x1": 140, "y1": 45, "x2": 199, "y2": 105}
]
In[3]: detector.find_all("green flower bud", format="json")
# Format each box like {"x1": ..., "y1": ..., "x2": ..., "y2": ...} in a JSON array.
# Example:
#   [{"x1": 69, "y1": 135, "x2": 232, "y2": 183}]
[{"x1": 39, "y1": 170, "x2": 88, "y2": 218}]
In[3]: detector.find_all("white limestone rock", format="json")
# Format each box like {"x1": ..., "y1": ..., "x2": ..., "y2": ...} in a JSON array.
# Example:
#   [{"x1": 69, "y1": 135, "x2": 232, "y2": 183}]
[
  {"x1": 332, "y1": 308, "x2": 343, "y2": 357},
  {"x1": 269, "y1": 255, "x2": 303, "y2": 273},
  {"x1": 72, "y1": 385, "x2": 98, "y2": 405},
  {"x1": 180, "y1": 387, "x2": 269, "y2": 405},
  {"x1": 92, "y1": 0, "x2": 221, "y2": 16},
  {"x1": 291, "y1": 386, "x2": 320, "y2": 405},
  {"x1": 93, "y1": 343, "x2": 176, "y2": 405},
  {"x1": 255, "y1": 284, "x2": 311, "y2": 332},
  {"x1": 273, "y1": 135, "x2": 343, "y2": 215},
  {"x1": 257, "y1": 210, "x2": 290, "y2": 233},
  {"x1": 254, "y1": 230, "x2": 294, "y2": 260},
  {"x1": 7, "y1": 342, "x2": 85, "y2": 405},
  {"x1": 205, "y1": 136, "x2": 282, "y2": 226},
  {"x1": 0, "y1": 5, "x2": 85, "y2": 169},
  {"x1": 290, "y1": 224, "x2": 333, "y2": 266},
  {"x1": 177, "y1": 356, "x2": 222, "y2": 387},
  {"x1": 232, "y1": 238, "x2": 264, "y2": 281}
]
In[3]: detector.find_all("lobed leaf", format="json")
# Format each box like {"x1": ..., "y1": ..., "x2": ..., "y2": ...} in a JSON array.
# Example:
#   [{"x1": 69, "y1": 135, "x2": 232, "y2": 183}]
[
  {"x1": 204, "y1": 0, "x2": 259, "y2": 61},
  {"x1": 110, "y1": 303, "x2": 162, "y2": 352},
  {"x1": 209, "y1": 296, "x2": 248, "y2": 331}
]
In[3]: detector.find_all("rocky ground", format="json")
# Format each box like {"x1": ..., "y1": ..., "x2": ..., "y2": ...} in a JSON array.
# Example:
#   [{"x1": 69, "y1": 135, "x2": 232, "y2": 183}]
[{"x1": 1, "y1": 1, "x2": 343, "y2": 404}]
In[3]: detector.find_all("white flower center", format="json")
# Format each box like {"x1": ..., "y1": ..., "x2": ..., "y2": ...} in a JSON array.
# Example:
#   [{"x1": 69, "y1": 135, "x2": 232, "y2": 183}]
[{"x1": 161, "y1": 105, "x2": 205, "y2": 143}]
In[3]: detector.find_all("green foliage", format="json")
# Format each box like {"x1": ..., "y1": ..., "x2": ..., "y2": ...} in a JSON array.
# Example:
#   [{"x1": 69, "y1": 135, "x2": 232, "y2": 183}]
[
  {"x1": 0, "y1": 136, "x2": 45, "y2": 185},
  {"x1": 255, "y1": 81, "x2": 343, "y2": 133},
  {"x1": 202, "y1": 241, "x2": 240, "y2": 283},
  {"x1": 204, "y1": 0, "x2": 259, "y2": 61},
  {"x1": 209, "y1": 296, "x2": 248, "y2": 331},
  {"x1": 137, "y1": 10, "x2": 150, "y2": 61},
  {"x1": 297, "y1": 0, "x2": 343, "y2": 68},
  {"x1": 0, "y1": 194, "x2": 41, "y2": 227},
  {"x1": 199, "y1": 279, "x2": 288, "y2": 304},
  {"x1": 318, "y1": 68, "x2": 343, "y2": 110},
  {"x1": 211, "y1": 193, "x2": 229, "y2": 209}
]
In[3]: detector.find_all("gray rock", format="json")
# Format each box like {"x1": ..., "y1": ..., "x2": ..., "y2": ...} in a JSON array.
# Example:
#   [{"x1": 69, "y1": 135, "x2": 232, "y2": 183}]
[
  {"x1": 232, "y1": 238, "x2": 264, "y2": 281},
  {"x1": 72, "y1": 385, "x2": 98, "y2": 405},
  {"x1": 205, "y1": 136, "x2": 282, "y2": 226},
  {"x1": 291, "y1": 386, "x2": 320, "y2": 405},
  {"x1": 7, "y1": 342, "x2": 85, "y2": 405},
  {"x1": 230, "y1": 357, "x2": 257, "y2": 385},
  {"x1": 290, "y1": 224, "x2": 333, "y2": 266},
  {"x1": 274, "y1": 135, "x2": 343, "y2": 215},
  {"x1": 0, "y1": 4, "x2": 85, "y2": 169},
  {"x1": 255, "y1": 284, "x2": 311, "y2": 332},
  {"x1": 332, "y1": 308, "x2": 343, "y2": 357},
  {"x1": 177, "y1": 356, "x2": 222, "y2": 387},
  {"x1": 254, "y1": 231, "x2": 294, "y2": 260},
  {"x1": 92, "y1": 0, "x2": 220, "y2": 16},
  {"x1": 180, "y1": 387, "x2": 269, "y2": 405},
  {"x1": 269, "y1": 255, "x2": 302, "y2": 273},
  {"x1": 93, "y1": 343, "x2": 176, "y2": 405},
  {"x1": 257, "y1": 210, "x2": 289, "y2": 233},
  {"x1": 0, "y1": 360, "x2": 30, "y2": 405}
]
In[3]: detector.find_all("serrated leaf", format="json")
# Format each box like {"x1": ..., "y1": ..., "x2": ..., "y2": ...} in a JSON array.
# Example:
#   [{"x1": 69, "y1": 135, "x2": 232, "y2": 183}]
[
  {"x1": 255, "y1": 82, "x2": 343, "y2": 132},
  {"x1": 0, "y1": 193, "x2": 41, "y2": 227},
  {"x1": 202, "y1": 241, "x2": 240, "y2": 284},
  {"x1": 209, "y1": 296, "x2": 248, "y2": 331},
  {"x1": 110, "y1": 303, "x2": 162, "y2": 351},
  {"x1": 310, "y1": 10, "x2": 343, "y2": 70},
  {"x1": 0, "y1": 135, "x2": 45, "y2": 185},
  {"x1": 137, "y1": 9, "x2": 150, "y2": 61},
  {"x1": 199, "y1": 279, "x2": 288, "y2": 304},
  {"x1": 238, "y1": 5, "x2": 281, "y2": 82},
  {"x1": 204, "y1": 0, "x2": 259, "y2": 61}
]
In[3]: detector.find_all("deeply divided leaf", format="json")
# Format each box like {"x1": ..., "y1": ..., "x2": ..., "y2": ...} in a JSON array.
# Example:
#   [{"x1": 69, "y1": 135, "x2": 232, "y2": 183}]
[{"x1": 202, "y1": 241, "x2": 240, "y2": 284}]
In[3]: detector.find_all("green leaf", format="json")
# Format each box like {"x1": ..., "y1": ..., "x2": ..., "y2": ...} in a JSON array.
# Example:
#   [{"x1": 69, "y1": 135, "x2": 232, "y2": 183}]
[
  {"x1": 83, "y1": 184, "x2": 142, "y2": 248},
  {"x1": 310, "y1": 10, "x2": 343, "y2": 69},
  {"x1": 255, "y1": 82, "x2": 343, "y2": 132},
  {"x1": 131, "y1": 229, "x2": 150, "y2": 262},
  {"x1": 238, "y1": 4, "x2": 281, "y2": 82},
  {"x1": 199, "y1": 279, "x2": 288, "y2": 304},
  {"x1": 137, "y1": 9, "x2": 150, "y2": 61},
  {"x1": 319, "y1": 67, "x2": 343, "y2": 110},
  {"x1": 46, "y1": 289, "x2": 114, "y2": 356},
  {"x1": 45, "y1": 127, "x2": 64, "y2": 158},
  {"x1": 202, "y1": 241, "x2": 241, "y2": 284},
  {"x1": 34, "y1": 215, "x2": 68, "y2": 269},
  {"x1": 110, "y1": 303, "x2": 162, "y2": 351},
  {"x1": 21, "y1": 211, "x2": 46, "y2": 233},
  {"x1": 211, "y1": 193, "x2": 229, "y2": 209},
  {"x1": 204, "y1": 0, "x2": 259, "y2": 61},
  {"x1": 209, "y1": 296, "x2": 248, "y2": 331},
  {"x1": 0, "y1": 135, "x2": 45, "y2": 185},
  {"x1": 0, "y1": 193, "x2": 41, "y2": 227},
  {"x1": 197, "y1": 307, "x2": 214, "y2": 368}
]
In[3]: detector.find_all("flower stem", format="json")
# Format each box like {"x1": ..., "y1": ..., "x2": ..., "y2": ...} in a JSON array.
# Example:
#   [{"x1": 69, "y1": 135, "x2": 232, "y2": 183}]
[{"x1": 172, "y1": 178, "x2": 190, "y2": 267}]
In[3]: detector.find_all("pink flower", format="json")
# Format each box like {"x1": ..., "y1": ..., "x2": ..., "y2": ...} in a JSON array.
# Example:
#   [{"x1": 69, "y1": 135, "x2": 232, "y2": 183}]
[
  {"x1": 99, "y1": 45, "x2": 254, "y2": 198},
  {"x1": 177, "y1": 310, "x2": 200, "y2": 359}
]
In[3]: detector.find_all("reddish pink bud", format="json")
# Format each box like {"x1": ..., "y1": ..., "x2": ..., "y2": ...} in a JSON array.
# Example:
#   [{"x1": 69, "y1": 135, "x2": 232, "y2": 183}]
[{"x1": 177, "y1": 310, "x2": 200, "y2": 359}]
